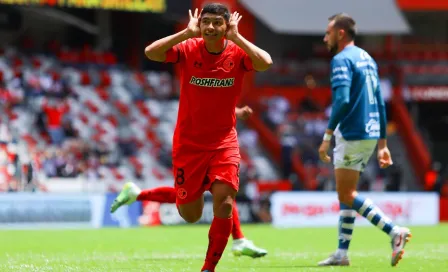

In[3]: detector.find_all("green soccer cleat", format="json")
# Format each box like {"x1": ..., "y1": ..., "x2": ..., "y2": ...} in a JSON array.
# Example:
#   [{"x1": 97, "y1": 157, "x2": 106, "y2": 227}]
[
  {"x1": 110, "y1": 182, "x2": 141, "y2": 213},
  {"x1": 232, "y1": 238, "x2": 268, "y2": 258}
]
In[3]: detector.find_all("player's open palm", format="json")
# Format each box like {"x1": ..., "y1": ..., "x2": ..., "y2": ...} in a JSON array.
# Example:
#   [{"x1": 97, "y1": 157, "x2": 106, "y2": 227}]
[
  {"x1": 187, "y1": 8, "x2": 201, "y2": 38},
  {"x1": 226, "y1": 11, "x2": 242, "y2": 41},
  {"x1": 377, "y1": 147, "x2": 393, "y2": 168}
]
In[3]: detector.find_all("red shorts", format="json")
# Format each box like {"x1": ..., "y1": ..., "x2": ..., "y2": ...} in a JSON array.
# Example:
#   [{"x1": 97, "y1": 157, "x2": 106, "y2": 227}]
[{"x1": 172, "y1": 147, "x2": 240, "y2": 205}]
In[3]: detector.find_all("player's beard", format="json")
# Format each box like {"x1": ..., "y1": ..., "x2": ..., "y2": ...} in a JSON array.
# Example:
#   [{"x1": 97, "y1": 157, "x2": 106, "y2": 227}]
[{"x1": 329, "y1": 43, "x2": 338, "y2": 55}]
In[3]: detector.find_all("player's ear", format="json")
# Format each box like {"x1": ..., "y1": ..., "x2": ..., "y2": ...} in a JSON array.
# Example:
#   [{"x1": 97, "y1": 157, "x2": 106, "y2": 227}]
[
  {"x1": 337, "y1": 29, "x2": 345, "y2": 41},
  {"x1": 338, "y1": 29, "x2": 347, "y2": 40}
]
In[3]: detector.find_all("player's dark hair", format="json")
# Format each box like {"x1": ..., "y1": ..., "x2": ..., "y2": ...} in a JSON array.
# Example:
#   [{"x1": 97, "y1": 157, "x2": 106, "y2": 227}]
[
  {"x1": 201, "y1": 3, "x2": 230, "y2": 22},
  {"x1": 329, "y1": 13, "x2": 357, "y2": 40}
]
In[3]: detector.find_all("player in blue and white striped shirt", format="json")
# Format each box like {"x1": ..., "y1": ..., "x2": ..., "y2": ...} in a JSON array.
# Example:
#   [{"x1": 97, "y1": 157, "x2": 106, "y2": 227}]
[{"x1": 317, "y1": 13, "x2": 412, "y2": 267}]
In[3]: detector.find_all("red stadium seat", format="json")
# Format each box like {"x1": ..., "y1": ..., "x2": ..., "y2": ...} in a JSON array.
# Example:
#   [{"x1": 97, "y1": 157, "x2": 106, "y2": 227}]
[
  {"x1": 95, "y1": 87, "x2": 110, "y2": 101},
  {"x1": 80, "y1": 71, "x2": 91, "y2": 85},
  {"x1": 105, "y1": 115, "x2": 118, "y2": 127},
  {"x1": 100, "y1": 71, "x2": 111, "y2": 87},
  {"x1": 114, "y1": 100, "x2": 130, "y2": 116},
  {"x1": 85, "y1": 100, "x2": 99, "y2": 113}
]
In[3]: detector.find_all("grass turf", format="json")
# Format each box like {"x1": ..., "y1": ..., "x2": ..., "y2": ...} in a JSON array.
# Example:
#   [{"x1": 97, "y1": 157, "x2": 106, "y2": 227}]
[{"x1": 1, "y1": 224, "x2": 447, "y2": 271}]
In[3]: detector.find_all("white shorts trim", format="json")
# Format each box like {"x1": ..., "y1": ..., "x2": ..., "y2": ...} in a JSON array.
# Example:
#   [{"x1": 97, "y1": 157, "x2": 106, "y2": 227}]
[{"x1": 333, "y1": 129, "x2": 377, "y2": 172}]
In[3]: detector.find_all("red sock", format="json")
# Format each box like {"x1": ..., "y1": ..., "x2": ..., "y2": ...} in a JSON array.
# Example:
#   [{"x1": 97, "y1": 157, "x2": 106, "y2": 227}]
[
  {"x1": 136, "y1": 187, "x2": 176, "y2": 203},
  {"x1": 231, "y1": 201, "x2": 245, "y2": 240},
  {"x1": 202, "y1": 216, "x2": 232, "y2": 272}
]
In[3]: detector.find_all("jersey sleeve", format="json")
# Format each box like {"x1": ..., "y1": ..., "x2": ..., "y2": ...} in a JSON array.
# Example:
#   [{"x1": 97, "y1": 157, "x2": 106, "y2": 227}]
[
  {"x1": 164, "y1": 41, "x2": 188, "y2": 64},
  {"x1": 241, "y1": 52, "x2": 253, "y2": 71},
  {"x1": 330, "y1": 57, "x2": 352, "y2": 89},
  {"x1": 235, "y1": 45, "x2": 253, "y2": 71}
]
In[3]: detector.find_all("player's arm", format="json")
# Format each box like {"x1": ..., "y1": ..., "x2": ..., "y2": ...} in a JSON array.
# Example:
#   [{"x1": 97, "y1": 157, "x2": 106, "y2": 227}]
[
  {"x1": 232, "y1": 34, "x2": 272, "y2": 71},
  {"x1": 319, "y1": 58, "x2": 352, "y2": 163},
  {"x1": 324, "y1": 58, "x2": 353, "y2": 138},
  {"x1": 144, "y1": 30, "x2": 190, "y2": 62},
  {"x1": 375, "y1": 82, "x2": 393, "y2": 168},
  {"x1": 376, "y1": 83, "x2": 387, "y2": 147},
  {"x1": 326, "y1": 86, "x2": 350, "y2": 135},
  {"x1": 144, "y1": 9, "x2": 200, "y2": 62},
  {"x1": 226, "y1": 12, "x2": 272, "y2": 71}
]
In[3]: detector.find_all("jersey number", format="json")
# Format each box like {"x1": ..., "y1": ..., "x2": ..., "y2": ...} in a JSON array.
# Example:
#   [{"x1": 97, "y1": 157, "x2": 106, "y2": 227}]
[
  {"x1": 176, "y1": 168, "x2": 185, "y2": 185},
  {"x1": 366, "y1": 75, "x2": 378, "y2": 105}
]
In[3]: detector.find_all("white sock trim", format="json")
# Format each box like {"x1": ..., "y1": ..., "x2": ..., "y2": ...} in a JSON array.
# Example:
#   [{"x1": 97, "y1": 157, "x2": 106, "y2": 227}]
[{"x1": 341, "y1": 223, "x2": 354, "y2": 230}]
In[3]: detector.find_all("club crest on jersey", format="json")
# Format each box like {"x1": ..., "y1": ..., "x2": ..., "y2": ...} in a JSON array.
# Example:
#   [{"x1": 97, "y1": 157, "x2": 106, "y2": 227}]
[
  {"x1": 189, "y1": 76, "x2": 235, "y2": 87},
  {"x1": 223, "y1": 58, "x2": 235, "y2": 71}
]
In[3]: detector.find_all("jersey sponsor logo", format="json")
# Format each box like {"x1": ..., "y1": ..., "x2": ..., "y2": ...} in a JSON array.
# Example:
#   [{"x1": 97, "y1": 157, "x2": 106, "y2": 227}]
[
  {"x1": 331, "y1": 74, "x2": 349, "y2": 81},
  {"x1": 356, "y1": 60, "x2": 376, "y2": 69},
  {"x1": 332, "y1": 66, "x2": 348, "y2": 73},
  {"x1": 189, "y1": 76, "x2": 235, "y2": 87},
  {"x1": 365, "y1": 118, "x2": 380, "y2": 137}
]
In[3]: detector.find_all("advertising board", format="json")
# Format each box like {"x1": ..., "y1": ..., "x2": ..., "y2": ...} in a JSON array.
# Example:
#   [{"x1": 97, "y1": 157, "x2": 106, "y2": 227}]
[{"x1": 271, "y1": 192, "x2": 439, "y2": 228}]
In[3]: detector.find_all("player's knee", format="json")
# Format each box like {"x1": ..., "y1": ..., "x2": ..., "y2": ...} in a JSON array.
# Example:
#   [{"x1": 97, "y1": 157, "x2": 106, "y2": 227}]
[
  {"x1": 178, "y1": 200, "x2": 204, "y2": 223},
  {"x1": 214, "y1": 195, "x2": 234, "y2": 217},
  {"x1": 338, "y1": 191, "x2": 357, "y2": 207},
  {"x1": 182, "y1": 213, "x2": 202, "y2": 223},
  {"x1": 211, "y1": 181, "x2": 237, "y2": 218},
  {"x1": 179, "y1": 208, "x2": 202, "y2": 223}
]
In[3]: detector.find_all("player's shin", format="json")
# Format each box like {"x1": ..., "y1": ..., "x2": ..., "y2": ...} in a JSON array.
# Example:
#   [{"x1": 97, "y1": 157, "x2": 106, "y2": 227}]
[
  {"x1": 137, "y1": 187, "x2": 176, "y2": 203},
  {"x1": 202, "y1": 216, "x2": 232, "y2": 272},
  {"x1": 337, "y1": 204, "x2": 356, "y2": 257},
  {"x1": 351, "y1": 195, "x2": 399, "y2": 237},
  {"x1": 231, "y1": 200, "x2": 244, "y2": 240}
]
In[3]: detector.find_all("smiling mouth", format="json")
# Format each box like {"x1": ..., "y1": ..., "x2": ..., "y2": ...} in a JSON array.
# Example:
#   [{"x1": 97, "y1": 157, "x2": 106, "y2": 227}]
[{"x1": 205, "y1": 33, "x2": 217, "y2": 37}]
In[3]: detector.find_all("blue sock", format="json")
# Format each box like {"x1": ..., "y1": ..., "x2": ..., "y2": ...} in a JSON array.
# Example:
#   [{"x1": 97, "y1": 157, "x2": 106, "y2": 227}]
[
  {"x1": 352, "y1": 195, "x2": 398, "y2": 237},
  {"x1": 338, "y1": 203, "x2": 356, "y2": 251}
]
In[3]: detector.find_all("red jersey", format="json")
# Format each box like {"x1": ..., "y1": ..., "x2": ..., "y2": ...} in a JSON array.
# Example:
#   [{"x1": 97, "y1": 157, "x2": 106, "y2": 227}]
[
  {"x1": 165, "y1": 38, "x2": 253, "y2": 151},
  {"x1": 42, "y1": 102, "x2": 69, "y2": 129}
]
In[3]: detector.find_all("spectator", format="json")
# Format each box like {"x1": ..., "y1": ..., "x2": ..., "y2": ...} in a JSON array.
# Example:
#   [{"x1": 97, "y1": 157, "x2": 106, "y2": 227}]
[{"x1": 42, "y1": 98, "x2": 69, "y2": 145}]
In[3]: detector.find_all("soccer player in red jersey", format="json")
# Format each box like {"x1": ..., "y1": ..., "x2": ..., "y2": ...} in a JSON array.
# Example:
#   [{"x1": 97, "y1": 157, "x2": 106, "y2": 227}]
[
  {"x1": 111, "y1": 3, "x2": 272, "y2": 271},
  {"x1": 111, "y1": 106, "x2": 268, "y2": 258}
]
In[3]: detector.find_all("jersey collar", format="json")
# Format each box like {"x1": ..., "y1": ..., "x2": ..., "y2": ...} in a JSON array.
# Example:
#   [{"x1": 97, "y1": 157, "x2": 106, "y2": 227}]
[{"x1": 203, "y1": 39, "x2": 228, "y2": 55}]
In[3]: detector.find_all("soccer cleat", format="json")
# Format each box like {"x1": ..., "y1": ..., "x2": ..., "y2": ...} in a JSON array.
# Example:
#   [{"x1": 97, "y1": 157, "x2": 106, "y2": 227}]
[
  {"x1": 318, "y1": 253, "x2": 350, "y2": 266},
  {"x1": 110, "y1": 182, "x2": 141, "y2": 213},
  {"x1": 232, "y1": 239, "x2": 267, "y2": 258},
  {"x1": 391, "y1": 227, "x2": 412, "y2": 267}
]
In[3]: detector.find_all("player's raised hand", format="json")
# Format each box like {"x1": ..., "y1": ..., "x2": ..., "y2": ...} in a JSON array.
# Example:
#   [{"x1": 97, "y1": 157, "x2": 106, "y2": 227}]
[
  {"x1": 226, "y1": 11, "x2": 242, "y2": 41},
  {"x1": 236, "y1": 106, "x2": 253, "y2": 120},
  {"x1": 377, "y1": 146, "x2": 393, "y2": 168},
  {"x1": 318, "y1": 141, "x2": 331, "y2": 163},
  {"x1": 187, "y1": 8, "x2": 201, "y2": 38}
]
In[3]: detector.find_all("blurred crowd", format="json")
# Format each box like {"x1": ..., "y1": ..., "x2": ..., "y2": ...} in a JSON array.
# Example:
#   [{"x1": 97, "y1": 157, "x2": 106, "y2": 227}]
[
  {"x1": 260, "y1": 89, "x2": 414, "y2": 194},
  {"x1": 0, "y1": 41, "x2": 446, "y2": 197},
  {"x1": 0, "y1": 44, "x2": 277, "y2": 192}
]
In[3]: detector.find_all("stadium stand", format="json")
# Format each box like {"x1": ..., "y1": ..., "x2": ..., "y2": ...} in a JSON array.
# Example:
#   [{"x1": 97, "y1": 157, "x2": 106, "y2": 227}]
[{"x1": 0, "y1": 45, "x2": 279, "y2": 192}]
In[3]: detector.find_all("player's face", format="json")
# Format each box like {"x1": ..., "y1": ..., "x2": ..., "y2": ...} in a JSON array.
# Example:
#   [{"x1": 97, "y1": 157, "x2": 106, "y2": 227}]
[
  {"x1": 200, "y1": 13, "x2": 227, "y2": 42},
  {"x1": 324, "y1": 21, "x2": 338, "y2": 55}
]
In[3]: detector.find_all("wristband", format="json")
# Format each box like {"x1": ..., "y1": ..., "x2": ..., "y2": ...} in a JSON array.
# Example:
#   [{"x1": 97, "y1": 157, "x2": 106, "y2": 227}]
[{"x1": 323, "y1": 133, "x2": 332, "y2": 141}]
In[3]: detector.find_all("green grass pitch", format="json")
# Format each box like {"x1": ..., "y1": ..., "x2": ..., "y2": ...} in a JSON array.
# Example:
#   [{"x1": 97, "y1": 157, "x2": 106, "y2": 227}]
[{"x1": 1, "y1": 224, "x2": 447, "y2": 271}]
